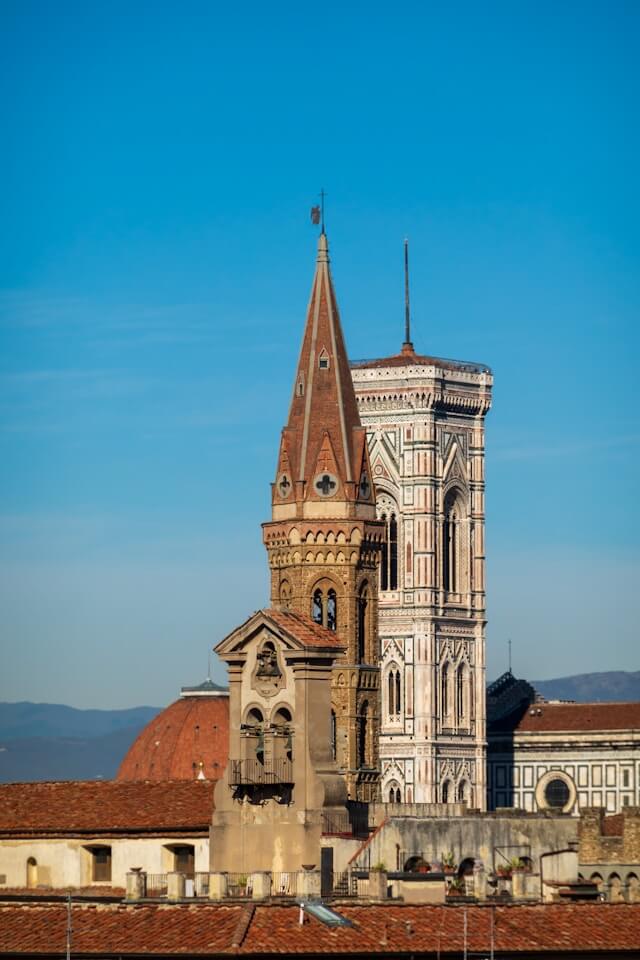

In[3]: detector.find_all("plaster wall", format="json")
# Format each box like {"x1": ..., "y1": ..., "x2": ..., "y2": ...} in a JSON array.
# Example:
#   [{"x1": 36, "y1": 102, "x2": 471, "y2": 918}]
[{"x1": 0, "y1": 837, "x2": 209, "y2": 889}]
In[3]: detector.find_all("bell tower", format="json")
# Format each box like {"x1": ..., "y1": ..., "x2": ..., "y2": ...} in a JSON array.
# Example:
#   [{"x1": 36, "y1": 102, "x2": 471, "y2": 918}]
[{"x1": 263, "y1": 233, "x2": 384, "y2": 800}]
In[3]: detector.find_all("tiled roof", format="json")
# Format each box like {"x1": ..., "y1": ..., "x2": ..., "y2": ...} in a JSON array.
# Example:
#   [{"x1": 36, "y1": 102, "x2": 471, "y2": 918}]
[
  {"x1": 264, "y1": 608, "x2": 347, "y2": 649},
  {"x1": 0, "y1": 901, "x2": 638, "y2": 955},
  {"x1": 273, "y1": 233, "x2": 375, "y2": 508},
  {"x1": 0, "y1": 779, "x2": 215, "y2": 836},
  {"x1": 117, "y1": 694, "x2": 229, "y2": 781},
  {"x1": 513, "y1": 702, "x2": 640, "y2": 733}
]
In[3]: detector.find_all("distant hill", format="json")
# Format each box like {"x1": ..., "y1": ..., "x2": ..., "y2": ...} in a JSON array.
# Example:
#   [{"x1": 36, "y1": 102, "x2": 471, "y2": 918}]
[
  {"x1": 531, "y1": 671, "x2": 640, "y2": 703},
  {"x1": 0, "y1": 702, "x2": 162, "y2": 784},
  {"x1": 0, "y1": 701, "x2": 161, "y2": 740},
  {"x1": 1, "y1": 672, "x2": 638, "y2": 783}
]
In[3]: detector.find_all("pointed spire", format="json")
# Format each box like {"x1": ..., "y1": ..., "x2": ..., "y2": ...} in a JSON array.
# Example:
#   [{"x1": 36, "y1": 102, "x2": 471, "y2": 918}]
[{"x1": 273, "y1": 234, "x2": 372, "y2": 508}]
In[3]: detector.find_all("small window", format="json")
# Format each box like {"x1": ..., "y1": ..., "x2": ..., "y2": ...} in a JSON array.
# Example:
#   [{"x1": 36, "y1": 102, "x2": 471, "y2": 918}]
[
  {"x1": 87, "y1": 845, "x2": 112, "y2": 882},
  {"x1": 318, "y1": 349, "x2": 330, "y2": 370}
]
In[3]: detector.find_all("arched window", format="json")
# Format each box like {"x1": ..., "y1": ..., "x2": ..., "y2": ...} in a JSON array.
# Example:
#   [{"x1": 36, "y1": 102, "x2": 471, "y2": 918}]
[
  {"x1": 358, "y1": 701, "x2": 369, "y2": 768},
  {"x1": 388, "y1": 670, "x2": 395, "y2": 715},
  {"x1": 457, "y1": 780, "x2": 469, "y2": 803},
  {"x1": 311, "y1": 586, "x2": 338, "y2": 631},
  {"x1": 456, "y1": 664, "x2": 465, "y2": 722},
  {"x1": 380, "y1": 513, "x2": 388, "y2": 590},
  {"x1": 395, "y1": 670, "x2": 401, "y2": 716},
  {"x1": 312, "y1": 589, "x2": 323, "y2": 625},
  {"x1": 387, "y1": 666, "x2": 401, "y2": 718},
  {"x1": 395, "y1": 787, "x2": 401, "y2": 803},
  {"x1": 357, "y1": 584, "x2": 368, "y2": 662},
  {"x1": 389, "y1": 515, "x2": 398, "y2": 589},
  {"x1": 442, "y1": 780, "x2": 451, "y2": 804},
  {"x1": 378, "y1": 507, "x2": 398, "y2": 591},
  {"x1": 327, "y1": 589, "x2": 337, "y2": 631},
  {"x1": 443, "y1": 489, "x2": 464, "y2": 593},
  {"x1": 441, "y1": 663, "x2": 449, "y2": 717}
]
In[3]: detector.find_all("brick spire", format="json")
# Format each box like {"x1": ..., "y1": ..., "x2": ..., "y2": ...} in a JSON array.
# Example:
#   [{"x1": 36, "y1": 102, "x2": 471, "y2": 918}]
[{"x1": 272, "y1": 233, "x2": 374, "y2": 511}]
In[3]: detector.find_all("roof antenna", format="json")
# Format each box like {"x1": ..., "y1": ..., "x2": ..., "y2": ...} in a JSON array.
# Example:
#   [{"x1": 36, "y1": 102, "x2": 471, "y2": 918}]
[
  {"x1": 508, "y1": 638, "x2": 512, "y2": 674},
  {"x1": 402, "y1": 238, "x2": 413, "y2": 353}
]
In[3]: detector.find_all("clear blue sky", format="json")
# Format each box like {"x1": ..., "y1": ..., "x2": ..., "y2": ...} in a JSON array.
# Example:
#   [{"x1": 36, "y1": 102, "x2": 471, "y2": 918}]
[{"x1": 1, "y1": 1, "x2": 638, "y2": 709}]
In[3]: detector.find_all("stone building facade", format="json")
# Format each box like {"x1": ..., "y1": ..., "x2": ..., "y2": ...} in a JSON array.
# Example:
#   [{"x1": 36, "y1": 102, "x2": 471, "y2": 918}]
[
  {"x1": 487, "y1": 692, "x2": 640, "y2": 816},
  {"x1": 263, "y1": 232, "x2": 384, "y2": 801},
  {"x1": 579, "y1": 807, "x2": 640, "y2": 902},
  {"x1": 351, "y1": 340, "x2": 492, "y2": 808}
]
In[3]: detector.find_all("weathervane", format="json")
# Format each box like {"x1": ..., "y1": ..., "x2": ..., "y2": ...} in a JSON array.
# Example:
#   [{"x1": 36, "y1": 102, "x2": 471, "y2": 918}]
[{"x1": 310, "y1": 188, "x2": 326, "y2": 234}]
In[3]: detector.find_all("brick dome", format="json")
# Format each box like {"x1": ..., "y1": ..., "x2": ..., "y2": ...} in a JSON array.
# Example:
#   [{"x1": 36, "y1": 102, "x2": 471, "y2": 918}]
[{"x1": 116, "y1": 680, "x2": 229, "y2": 782}]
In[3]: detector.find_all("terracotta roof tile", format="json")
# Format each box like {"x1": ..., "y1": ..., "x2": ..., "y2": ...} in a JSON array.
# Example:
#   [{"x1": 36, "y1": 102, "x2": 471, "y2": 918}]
[
  {"x1": 0, "y1": 901, "x2": 639, "y2": 955},
  {"x1": 0, "y1": 779, "x2": 214, "y2": 836},
  {"x1": 117, "y1": 694, "x2": 229, "y2": 781},
  {"x1": 264, "y1": 608, "x2": 346, "y2": 649},
  {"x1": 514, "y1": 702, "x2": 640, "y2": 733}
]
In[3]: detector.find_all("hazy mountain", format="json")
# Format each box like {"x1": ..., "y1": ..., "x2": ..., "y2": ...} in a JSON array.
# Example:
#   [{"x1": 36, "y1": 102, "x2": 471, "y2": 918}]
[
  {"x1": 0, "y1": 701, "x2": 162, "y2": 783},
  {"x1": 0, "y1": 701, "x2": 161, "y2": 740},
  {"x1": 531, "y1": 671, "x2": 640, "y2": 703},
  {"x1": 1, "y1": 672, "x2": 638, "y2": 782}
]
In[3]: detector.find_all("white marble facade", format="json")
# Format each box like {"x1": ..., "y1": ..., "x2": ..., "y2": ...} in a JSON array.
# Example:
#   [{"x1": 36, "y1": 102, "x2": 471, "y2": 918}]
[{"x1": 351, "y1": 351, "x2": 492, "y2": 808}]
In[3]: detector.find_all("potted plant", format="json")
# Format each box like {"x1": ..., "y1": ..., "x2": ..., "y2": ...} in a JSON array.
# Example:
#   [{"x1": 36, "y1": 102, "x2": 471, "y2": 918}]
[
  {"x1": 447, "y1": 875, "x2": 465, "y2": 897},
  {"x1": 441, "y1": 851, "x2": 457, "y2": 875},
  {"x1": 371, "y1": 861, "x2": 387, "y2": 873}
]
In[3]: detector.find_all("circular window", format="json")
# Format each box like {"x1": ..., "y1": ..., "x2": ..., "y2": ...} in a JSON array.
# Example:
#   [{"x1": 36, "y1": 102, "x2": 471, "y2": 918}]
[
  {"x1": 535, "y1": 770, "x2": 576, "y2": 814},
  {"x1": 545, "y1": 778, "x2": 570, "y2": 808}
]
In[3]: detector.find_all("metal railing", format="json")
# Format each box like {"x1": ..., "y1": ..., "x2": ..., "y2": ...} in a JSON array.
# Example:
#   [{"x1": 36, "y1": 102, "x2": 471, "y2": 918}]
[
  {"x1": 145, "y1": 874, "x2": 168, "y2": 898},
  {"x1": 225, "y1": 872, "x2": 253, "y2": 897},
  {"x1": 229, "y1": 758, "x2": 293, "y2": 786},
  {"x1": 270, "y1": 872, "x2": 300, "y2": 897}
]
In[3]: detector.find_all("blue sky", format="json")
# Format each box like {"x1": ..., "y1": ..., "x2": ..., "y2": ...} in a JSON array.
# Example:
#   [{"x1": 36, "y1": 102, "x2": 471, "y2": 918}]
[{"x1": 1, "y1": 1, "x2": 638, "y2": 709}]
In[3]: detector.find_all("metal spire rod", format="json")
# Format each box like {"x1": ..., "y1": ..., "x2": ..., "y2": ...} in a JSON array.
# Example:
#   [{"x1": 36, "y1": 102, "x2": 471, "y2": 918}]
[
  {"x1": 320, "y1": 188, "x2": 326, "y2": 235},
  {"x1": 403, "y1": 238, "x2": 411, "y2": 346}
]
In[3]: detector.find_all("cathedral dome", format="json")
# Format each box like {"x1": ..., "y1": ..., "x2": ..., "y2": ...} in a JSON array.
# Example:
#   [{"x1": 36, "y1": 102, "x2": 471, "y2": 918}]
[{"x1": 116, "y1": 679, "x2": 229, "y2": 782}]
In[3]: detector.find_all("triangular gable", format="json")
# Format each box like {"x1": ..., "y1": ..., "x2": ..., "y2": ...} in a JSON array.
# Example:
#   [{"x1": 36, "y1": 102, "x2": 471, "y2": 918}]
[
  {"x1": 308, "y1": 432, "x2": 341, "y2": 499},
  {"x1": 215, "y1": 608, "x2": 345, "y2": 658},
  {"x1": 353, "y1": 428, "x2": 374, "y2": 504}
]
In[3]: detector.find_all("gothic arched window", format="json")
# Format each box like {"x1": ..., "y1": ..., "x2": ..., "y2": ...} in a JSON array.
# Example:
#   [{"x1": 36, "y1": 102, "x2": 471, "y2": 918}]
[
  {"x1": 378, "y1": 504, "x2": 399, "y2": 592},
  {"x1": 441, "y1": 663, "x2": 449, "y2": 718},
  {"x1": 356, "y1": 583, "x2": 369, "y2": 662},
  {"x1": 443, "y1": 488, "x2": 465, "y2": 594},
  {"x1": 312, "y1": 589, "x2": 323, "y2": 625},
  {"x1": 327, "y1": 589, "x2": 337, "y2": 631},
  {"x1": 456, "y1": 664, "x2": 465, "y2": 722},
  {"x1": 442, "y1": 780, "x2": 451, "y2": 804},
  {"x1": 389, "y1": 515, "x2": 398, "y2": 589},
  {"x1": 311, "y1": 586, "x2": 338, "y2": 631},
  {"x1": 457, "y1": 780, "x2": 469, "y2": 803},
  {"x1": 387, "y1": 667, "x2": 401, "y2": 717}
]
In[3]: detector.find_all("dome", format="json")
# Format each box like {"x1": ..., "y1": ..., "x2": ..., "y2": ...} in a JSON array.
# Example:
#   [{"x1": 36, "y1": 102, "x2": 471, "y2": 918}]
[{"x1": 116, "y1": 679, "x2": 229, "y2": 782}]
